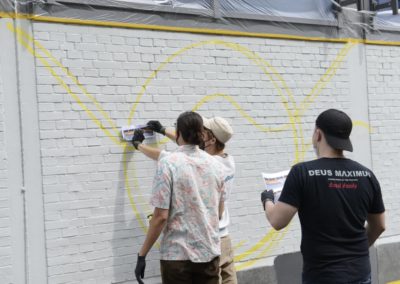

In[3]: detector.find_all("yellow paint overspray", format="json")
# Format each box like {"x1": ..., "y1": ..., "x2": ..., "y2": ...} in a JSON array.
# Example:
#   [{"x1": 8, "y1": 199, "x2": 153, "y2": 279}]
[{"x1": 6, "y1": 21, "x2": 374, "y2": 270}]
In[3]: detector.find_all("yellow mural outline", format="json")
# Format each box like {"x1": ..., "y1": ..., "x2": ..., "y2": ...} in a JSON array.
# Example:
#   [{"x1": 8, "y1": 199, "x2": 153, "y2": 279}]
[{"x1": 6, "y1": 20, "x2": 374, "y2": 270}]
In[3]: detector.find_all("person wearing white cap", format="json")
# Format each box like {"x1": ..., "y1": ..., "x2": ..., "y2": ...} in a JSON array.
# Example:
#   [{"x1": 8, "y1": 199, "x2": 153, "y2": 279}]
[
  {"x1": 132, "y1": 116, "x2": 238, "y2": 284},
  {"x1": 201, "y1": 117, "x2": 237, "y2": 284}
]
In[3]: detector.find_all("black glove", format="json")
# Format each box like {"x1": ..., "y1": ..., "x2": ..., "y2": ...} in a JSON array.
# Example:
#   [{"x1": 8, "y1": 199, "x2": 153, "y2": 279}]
[
  {"x1": 146, "y1": 120, "x2": 166, "y2": 135},
  {"x1": 261, "y1": 190, "x2": 275, "y2": 210},
  {"x1": 132, "y1": 129, "x2": 145, "y2": 150},
  {"x1": 135, "y1": 254, "x2": 146, "y2": 284}
]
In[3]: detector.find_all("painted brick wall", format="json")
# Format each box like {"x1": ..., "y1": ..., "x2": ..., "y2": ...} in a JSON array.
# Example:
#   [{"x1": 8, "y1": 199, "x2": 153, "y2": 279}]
[
  {"x1": 0, "y1": 50, "x2": 12, "y2": 284},
  {"x1": 367, "y1": 45, "x2": 400, "y2": 237},
  {"x1": 30, "y1": 22, "x2": 363, "y2": 283}
]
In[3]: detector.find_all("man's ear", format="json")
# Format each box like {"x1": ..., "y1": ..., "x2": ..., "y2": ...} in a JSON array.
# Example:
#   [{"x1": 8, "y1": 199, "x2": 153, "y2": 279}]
[{"x1": 316, "y1": 129, "x2": 322, "y2": 142}]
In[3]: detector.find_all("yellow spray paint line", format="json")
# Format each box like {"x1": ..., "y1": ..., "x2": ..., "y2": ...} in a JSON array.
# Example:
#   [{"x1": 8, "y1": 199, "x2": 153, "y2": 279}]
[
  {"x1": 8, "y1": 24, "x2": 124, "y2": 146},
  {"x1": 212, "y1": 40, "x2": 297, "y2": 114},
  {"x1": 127, "y1": 40, "x2": 299, "y2": 125},
  {"x1": 10, "y1": 23, "x2": 121, "y2": 137},
  {"x1": 290, "y1": 41, "x2": 358, "y2": 163},
  {"x1": 123, "y1": 151, "x2": 159, "y2": 244},
  {"x1": 235, "y1": 227, "x2": 288, "y2": 271},
  {"x1": 192, "y1": 94, "x2": 291, "y2": 132},
  {"x1": 235, "y1": 226, "x2": 289, "y2": 271},
  {"x1": 296, "y1": 41, "x2": 357, "y2": 117},
  {"x1": 233, "y1": 240, "x2": 247, "y2": 251},
  {"x1": 234, "y1": 228, "x2": 277, "y2": 262},
  {"x1": 123, "y1": 150, "x2": 148, "y2": 231},
  {"x1": 353, "y1": 120, "x2": 373, "y2": 133},
  {"x1": 387, "y1": 281, "x2": 400, "y2": 284}
]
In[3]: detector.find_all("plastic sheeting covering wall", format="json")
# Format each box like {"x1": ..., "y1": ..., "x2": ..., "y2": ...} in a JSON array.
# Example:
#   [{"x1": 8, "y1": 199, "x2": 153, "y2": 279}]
[
  {"x1": 0, "y1": 0, "x2": 398, "y2": 43},
  {"x1": 140, "y1": 0, "x2": 336, "y2": 20},
  {"x1": 376, "y1": 10, "x2": 400, "y2": 27}
]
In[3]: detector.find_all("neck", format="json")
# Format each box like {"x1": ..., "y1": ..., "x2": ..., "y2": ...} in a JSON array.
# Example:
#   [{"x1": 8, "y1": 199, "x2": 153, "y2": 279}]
[
  {"x1": 206, "y1": 146, "x2": 223, "y2": 156},
  {"x1": 318, "y1": 147, "x2": 344, "y2": 159}
]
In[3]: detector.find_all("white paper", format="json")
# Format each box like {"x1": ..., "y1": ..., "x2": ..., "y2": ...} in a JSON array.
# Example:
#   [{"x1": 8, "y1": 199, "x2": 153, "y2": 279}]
[
  {"x1": 121, "y1": 124, "x2": 156, "y2": 142},
  {"x1": 262, "y1": 169, "x2": 290, "y2": 202}
]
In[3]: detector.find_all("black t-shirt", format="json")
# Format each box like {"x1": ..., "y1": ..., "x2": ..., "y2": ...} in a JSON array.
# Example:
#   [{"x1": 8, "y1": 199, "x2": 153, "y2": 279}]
[{"x1": 279, "y1": 158, "x2": 385, "y2": 283}]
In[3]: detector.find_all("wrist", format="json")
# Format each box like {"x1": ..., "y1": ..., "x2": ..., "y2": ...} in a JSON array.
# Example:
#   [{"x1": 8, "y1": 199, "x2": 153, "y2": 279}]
[
  {"x1": 263, "y1": 198, "x2": 274, "y2": 210},
  {"x1": 133, "y1": 141, "x2": 141, "y2": 150},
  {"x1": 160, "y1": 127, "x2": 166, "y2": 136},
  {"x1": 138, "y1": 253, "x2": 146, "y2": 259}
]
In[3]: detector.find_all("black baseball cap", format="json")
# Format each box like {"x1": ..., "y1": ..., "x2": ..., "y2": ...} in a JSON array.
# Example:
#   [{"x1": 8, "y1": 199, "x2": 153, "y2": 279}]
[{"x1": 316, "y1": 109, "x2": 353, "y2": 152}]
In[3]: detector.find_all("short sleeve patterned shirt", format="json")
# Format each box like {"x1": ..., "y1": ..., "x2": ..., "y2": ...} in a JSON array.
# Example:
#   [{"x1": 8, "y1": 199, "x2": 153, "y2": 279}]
[{"x1": 150, "y1": 145, "x2": 226, "y2": 262}]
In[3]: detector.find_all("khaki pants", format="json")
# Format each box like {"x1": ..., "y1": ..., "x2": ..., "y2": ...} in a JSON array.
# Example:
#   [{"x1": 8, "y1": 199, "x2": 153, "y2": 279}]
[
  {"x1": 220, "y1": 235, "x2": 237, "y2": 284},
  {"x1": 160, "y1": 257, "x2": 220, "y2": 284}
]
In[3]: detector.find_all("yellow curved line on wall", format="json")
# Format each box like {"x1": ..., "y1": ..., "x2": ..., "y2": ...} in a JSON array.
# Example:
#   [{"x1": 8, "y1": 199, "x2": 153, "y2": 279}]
[
  {"x1": 353, "y1": 120, "x2": 374, "y2": 132},
  {"x1": 296, "y1": 41, "x2": 358, "y2": 117},
  {"x1": 126, "y1": 39, "x2": 298, "y2": 127},
  {"x1": 235, "y1": 226, "x2": 289, "y2": 271},
  {"x1": 192, "y1": 94, "x2": 291, "y2": 132}
]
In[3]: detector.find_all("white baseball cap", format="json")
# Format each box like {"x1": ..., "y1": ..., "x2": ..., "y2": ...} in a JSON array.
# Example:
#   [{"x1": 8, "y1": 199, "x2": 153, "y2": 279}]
[{"x1": 202, "y1": 116, "x2": 233, "y2": 144}]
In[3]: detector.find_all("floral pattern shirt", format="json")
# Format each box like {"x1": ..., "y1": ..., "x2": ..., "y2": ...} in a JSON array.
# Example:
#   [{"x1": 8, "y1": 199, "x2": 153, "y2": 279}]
[{"x1": 150, "y1": 145, "x2": 226, "y2": 262}]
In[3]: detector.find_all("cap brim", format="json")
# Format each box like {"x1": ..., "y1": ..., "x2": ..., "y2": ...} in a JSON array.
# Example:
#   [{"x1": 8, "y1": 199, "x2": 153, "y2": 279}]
[
  {"x1": 201, "y1": 116, "x2": 212, "y2": 129},
  {"x1": 325, "y1": 133, "x2": 353, "y2": 152}
]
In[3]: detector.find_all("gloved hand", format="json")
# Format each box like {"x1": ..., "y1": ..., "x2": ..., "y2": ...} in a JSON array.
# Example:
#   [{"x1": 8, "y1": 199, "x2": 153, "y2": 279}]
[
  {"x1": 132, "y1": 129, "x2": 145, "y2": 150},
  {"x1": 146, "y1": 120, "x2": 166, "y2": 135},
  {"x1": 261, "y1": 190, "x2": 275, "y2": 210},
  {"x1": 135, "y1": 254, "x2": 146, "y2": 284}
]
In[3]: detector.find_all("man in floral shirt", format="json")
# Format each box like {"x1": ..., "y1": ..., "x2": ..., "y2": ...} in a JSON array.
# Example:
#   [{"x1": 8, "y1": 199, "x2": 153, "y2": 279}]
[{"x1": 134, "y1": 111, "x2": 226, "y2": 284}]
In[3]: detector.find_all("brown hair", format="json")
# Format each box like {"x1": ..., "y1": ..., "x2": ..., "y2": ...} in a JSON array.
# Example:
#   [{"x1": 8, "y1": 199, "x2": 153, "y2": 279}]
[{"x1": 176, "y1": 111, "x2": 203, "y2": 146}]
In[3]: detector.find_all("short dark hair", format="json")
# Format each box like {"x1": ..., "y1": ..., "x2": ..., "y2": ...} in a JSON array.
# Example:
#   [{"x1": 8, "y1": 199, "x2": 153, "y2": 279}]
[{"x1": 176, "y1": 111, "x2": 203, "y2": 146}]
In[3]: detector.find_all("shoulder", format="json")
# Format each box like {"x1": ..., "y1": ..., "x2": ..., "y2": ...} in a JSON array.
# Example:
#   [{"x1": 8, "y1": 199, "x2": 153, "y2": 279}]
[
  {"x1": 346, "y1": 159, "x2": 371, "y2": 171},
  {"x1": 213, "y1": 154, "x2": 235, "y2": 168},
  {"x1": 290, "y1": 160, "x2": 312, "y2": 172},
  {"x1": 158, "y1": 150, "x2": 182, "y2": 166}
]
